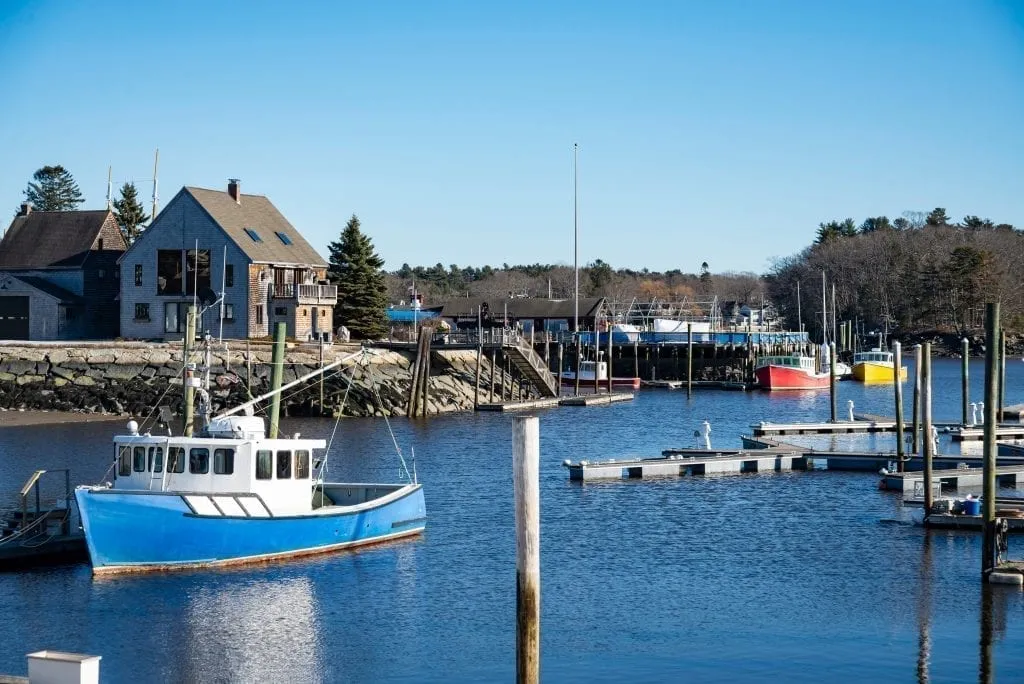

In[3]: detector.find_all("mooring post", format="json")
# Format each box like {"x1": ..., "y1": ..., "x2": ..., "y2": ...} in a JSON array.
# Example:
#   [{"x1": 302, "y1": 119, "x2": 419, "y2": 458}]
[
  {"x1": 962, "y1": 337, "x2": 970, "y2": 426},
  {"x1": 318, "y1": 335, "x2": 325, "y2": 415},
  {"x1": 574, "y1": 337, "x2": 581, "y2": 397},
  {"x1": 268, "y1": 321, "x2": 286, "y2": 439},
  {"x1": 489, "y1": 349, "x2": 497, "y2": 403},
  {"x1": 687, "y1": 322, "x2": 694, "y2": 398},
  {"x1": 829, "y1": 341, "x2": 837, "y2": 423},
  {"x1": 606, "y1": 328, "x2": 613, "y2": 394},
  {"x1": 475, "y1": 307, "x2": 483, "y2": 408},
  {"x1": 593, "y1": 338, "x2": 600, "y2": 395},
  {"x1": 922, "y1": 342, "x2": 933, "y2": 514},
  {"x1": 983, "y1": 303, "x2": 1000, "y2": 581},
  {"x1": 894, "y1": 341, "x2": 905, "y2": 471},
  {"x1": 999, "y1": 329, "x2": 1006, "y2": 422},
  {"x1": 183, "y1": 306, "x2": 197, "y2": 437},
  {"x1": 513, "y1": 415, "x2": 540, "y2": 684},
  {"x1": 556, "y1": 343, "x2": 563, "y2": 397},
  {"x1": 633, "y1": 340, "x2": 639, "y2": 381},
  {"x1": 912, "y1": 344, "x2": 922, "y2": 454}
]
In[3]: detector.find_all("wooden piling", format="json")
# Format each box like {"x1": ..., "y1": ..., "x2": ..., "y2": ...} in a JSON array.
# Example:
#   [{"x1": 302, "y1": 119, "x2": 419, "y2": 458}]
[
  {"x1": 475, "y1": 346, "x2": 483, "y2": 410},
  {"x1": 574, "y1": 338, "x2": 581, "y2": 396},
  {"x1": 268, "y1": 320, "x2": 286, "y2": 439},
  {"x1": 556, "y1": 343, "x2": 563, "y2": 397},
  {"x1": 687, "y1": 323, "x2": 693, "y2": 398},
  {"x1": 513, "y1": 415, "x2": 540, "y2": 684},
  {"x1": 245, "y1": 338, "x2": 251, "y2": 395},
  {"x1": 962, "y1": 337, "x2": 970, "y2": 426},
  {"x1": 489, "y1": 349, "x2": 497, "y2": 403},
  {"x1": 829, "y1": 341, "x2": 837, "y2": 423},
  {"x1": 922, "y1": 342, "x2": 933, "y2": 513},
  {"x1": 999, "y1": 329, "x2": 1006, "y2": 419},
  {"x1": 894, "y1": 341, "x2": 905, "y2": 471},
  {"x1": 633, "y1": 341, "x2": 639, "y2": 380},
  {"x1": 913, "y1": 344, "x2": 922, "y2": 453},
  {"x1": 183, "y1": 306, "x2": 197, "y2": 437},
  {"x1": 606, "y1": 329, "x2": 613, "y2": 394},
  {"x1": 593, "y1": 341, "x2": 600, "y2": 395},
  {"x1": 983, "y1": 303, "x2": 1000, "y2": 581}
]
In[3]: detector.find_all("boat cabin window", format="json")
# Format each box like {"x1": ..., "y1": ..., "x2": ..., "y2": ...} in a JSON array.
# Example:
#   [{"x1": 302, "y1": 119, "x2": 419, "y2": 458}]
[
  {"x1": 190, "y1": 448, "x2": 210, "y2": 475},
  {"x1": 256, "y1": 450, "x2": 272, "y2": 480},
  {"x1": 276, "y1": 451, "x2": 292, "y2": 479},
  {"x1": 133, "y1": 446, "x2": 146, "y2": 472},
  {"x1": 168, "y1": 447, "x2": 186, "y2": 474},
  {"x1": 149, "y1": 447, "x2": 163, "y2": 473},
  {"x1": 214, "y1": 448, "x2": 234, "y2": 475},
  {"x1": 295, "y1": 450, "x2": 310, "y2": 479},
  {"x1": 118, "y1": 446, "x2": 131, "y2": 477}
]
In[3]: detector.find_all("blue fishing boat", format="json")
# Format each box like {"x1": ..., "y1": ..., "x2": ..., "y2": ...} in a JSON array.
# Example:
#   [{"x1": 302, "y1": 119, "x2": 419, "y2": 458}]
[{"x1": 75, "y1": 343, "x2": 425, "y2": 574}]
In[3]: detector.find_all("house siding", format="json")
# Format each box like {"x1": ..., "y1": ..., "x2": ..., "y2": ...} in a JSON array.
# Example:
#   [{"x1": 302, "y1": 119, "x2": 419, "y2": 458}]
[
  {"x1": 81, "y1": 214, "x2": 125, "y2": 338},
  {"x1": 0, "y1": 277, "x2": 64, "y2": 340},
  {"x1": 119, "y1": 192, "x2": 251, "y2": 341}
]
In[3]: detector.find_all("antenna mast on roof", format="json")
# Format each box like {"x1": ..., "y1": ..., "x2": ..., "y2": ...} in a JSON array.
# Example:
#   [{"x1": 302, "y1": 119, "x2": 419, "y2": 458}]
[
  {"x1": 151, "y1": 148, "x2": 160, "y2": 219},
  {"x1": 106, "y1": 166, "x2": 112, "y2": 210}
]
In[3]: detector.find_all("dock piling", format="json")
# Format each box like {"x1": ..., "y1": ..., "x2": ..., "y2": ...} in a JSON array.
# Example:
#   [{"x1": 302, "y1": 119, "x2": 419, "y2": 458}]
[
  {"x1": 894, "y1": 341, "x2": 905, "y2": 471},
  {"x1": 962, "y1": 337, "x2": 970, "y2": 426},
  {"x1": 513, "y1": 415, "x2": 540, "y2": 684},
  {"x1": 607, "y1": 328, "x2": 613, "y2": 394},
  {"x1": 268, "y1": 321, "x2": 285, "y2": 438},
  {"x1": 829, "y1": 341, "x2": 837, "y2": 423},
  {"x1": 183, "y1": 305, "x2": 197, "y2": 437},
  {"x1": 687, "y1": 323, "x2": 693, "y2": 398},
  {"x1": 983, "y1": 303, "x2": 1000, "y2": 582},
  {"x1": 922, "y1": 342, "x2": 933, "y2": 513},
  {"x1": 574, "y1": 337, "x2": 581, "y2": 396},
  {"x1": 913, "y1": 345, "x2": 922, "y2": 454},
  {"x1": 556, "y1": 343, "x2": 563, "y2": 397}
]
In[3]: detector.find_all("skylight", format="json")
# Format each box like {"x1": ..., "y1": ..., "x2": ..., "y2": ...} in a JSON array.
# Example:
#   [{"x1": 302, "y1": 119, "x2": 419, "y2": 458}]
[
  {"x1": 275, "y1": 231, "x2": 293, "y2": 246},
  {"x1": 244, "y1": 228, "x2": 263, "y2": 243}
]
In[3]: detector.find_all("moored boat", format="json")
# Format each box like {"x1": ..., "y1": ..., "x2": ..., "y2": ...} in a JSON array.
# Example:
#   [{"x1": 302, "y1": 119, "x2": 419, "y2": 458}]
[
  {"x1": 852, "y1": 349, "x2": 908, "y2": 383},
  {"x1": 754, "y1": 355, "x2": 830, "y2": 390},
  {"x1": 559, "y1": 359, "x2": 641, "y2": 389}
]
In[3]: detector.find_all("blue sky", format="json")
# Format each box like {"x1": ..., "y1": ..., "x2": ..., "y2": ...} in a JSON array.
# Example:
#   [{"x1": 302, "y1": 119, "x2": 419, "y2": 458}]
[{"x1": 1, "y1": 1, "x2": 1022, "y2": 275}]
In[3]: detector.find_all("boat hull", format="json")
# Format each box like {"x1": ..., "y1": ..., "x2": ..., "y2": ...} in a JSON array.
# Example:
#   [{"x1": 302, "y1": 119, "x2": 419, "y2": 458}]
[
  {"x1": 559, "y1": 373, "x2": 641, "y2": 389},
  {"x1": 853, "y1": 362, "x2": 908, "y2": 383},
  {"x1": 754, "y1": 364, "x2": 830, "y2": 390},
  {"x1": 75, "y1": 484, "x2": 426, "y2": 574}
]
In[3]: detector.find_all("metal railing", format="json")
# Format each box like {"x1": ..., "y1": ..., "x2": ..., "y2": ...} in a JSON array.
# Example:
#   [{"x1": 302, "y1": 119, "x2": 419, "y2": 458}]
[{"x1": 272, "y1": 283, "x2": 338, "y2": 300}]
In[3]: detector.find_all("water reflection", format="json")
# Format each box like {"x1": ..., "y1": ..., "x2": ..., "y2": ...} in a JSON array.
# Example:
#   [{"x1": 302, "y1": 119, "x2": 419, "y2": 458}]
[{"x1": 916, "y1": 532, "x2": 933, "y2": 684}]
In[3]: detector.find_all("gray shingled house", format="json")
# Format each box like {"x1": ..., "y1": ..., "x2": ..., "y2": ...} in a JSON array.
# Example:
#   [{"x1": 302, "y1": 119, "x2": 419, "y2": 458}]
[
  {"x1": 0, "y1": 204, "x2": 126, "y2": 340},
  {"x1": 118, "y1": 180, "x2": 337, "y2": 341}
]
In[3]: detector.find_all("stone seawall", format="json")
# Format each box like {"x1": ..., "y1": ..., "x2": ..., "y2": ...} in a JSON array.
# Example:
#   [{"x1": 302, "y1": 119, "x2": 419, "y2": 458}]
[{"x1": 0, "y1": 343, "x2": 510, "y2": 419}]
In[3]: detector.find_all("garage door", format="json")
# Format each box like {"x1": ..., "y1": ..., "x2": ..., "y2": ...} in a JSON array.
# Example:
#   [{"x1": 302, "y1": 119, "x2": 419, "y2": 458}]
[{"x1": 0, "y1": 296, "x2": 29, "y2": 339}]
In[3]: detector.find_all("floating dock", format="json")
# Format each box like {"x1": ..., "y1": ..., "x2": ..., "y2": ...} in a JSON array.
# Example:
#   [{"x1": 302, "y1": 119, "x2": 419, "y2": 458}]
[
  {"x1": 880, "y1": 465, "x2": 1024, "y2": 493},
  {"x1": 477, "y1": 392, "x2": 634, "y2": 412},
  {"x1": 952, "y1": 426, "x2": 1024, "y2": 442},
  {"x1": 564, "y1": 448, "x2": 807, "y2": 481}
]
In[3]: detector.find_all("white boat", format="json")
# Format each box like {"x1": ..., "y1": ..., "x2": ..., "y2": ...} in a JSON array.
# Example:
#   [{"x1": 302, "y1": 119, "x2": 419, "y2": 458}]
[{"x1": 75, "y1": 340, "x2": 425, "y2": 574}]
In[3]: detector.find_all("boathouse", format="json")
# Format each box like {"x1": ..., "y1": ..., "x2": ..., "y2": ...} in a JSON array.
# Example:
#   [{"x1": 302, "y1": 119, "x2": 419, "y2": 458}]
[{"x1": 439, "y1": 297, "x2": 607, "y2": 336}]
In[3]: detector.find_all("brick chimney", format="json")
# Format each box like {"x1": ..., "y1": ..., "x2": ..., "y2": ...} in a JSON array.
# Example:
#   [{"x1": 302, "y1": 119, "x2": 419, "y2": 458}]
[
  {"x1": 18, "y1": 202, "x2": 31, "y2": 216},
  {"x1": 227, "y1": 179, "x2": 241, "y2": 204}
]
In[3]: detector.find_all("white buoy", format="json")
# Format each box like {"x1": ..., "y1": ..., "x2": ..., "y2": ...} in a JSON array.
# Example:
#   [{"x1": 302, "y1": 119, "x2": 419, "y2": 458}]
[
  {"x1": 126, "y1": 420, "x2": 139, "y2": 435},
  {"x1": 847, "y1": 400, "x2": 855, "y2": 422}
]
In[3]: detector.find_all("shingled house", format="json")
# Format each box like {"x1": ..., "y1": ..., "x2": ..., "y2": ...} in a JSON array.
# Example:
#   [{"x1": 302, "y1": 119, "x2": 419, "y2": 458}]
[
  {"x1": 118, "y1": 180, "x2": 336, "y2": 341},
  {"x1": 0, "y1": 204, "x2": 125, "y2": 340}
]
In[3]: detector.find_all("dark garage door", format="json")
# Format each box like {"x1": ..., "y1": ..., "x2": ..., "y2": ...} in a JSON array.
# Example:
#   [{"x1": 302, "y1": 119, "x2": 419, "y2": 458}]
[{"x1": 0, "y1": 296, "x2": 29, "y2": 339}]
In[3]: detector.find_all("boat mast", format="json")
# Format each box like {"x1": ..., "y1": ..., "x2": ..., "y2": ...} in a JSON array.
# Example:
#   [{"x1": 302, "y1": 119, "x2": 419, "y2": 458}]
[
  {"x1": 821, "y1": 271, "x2": 827, "y2": 346},
  {"x1": 796, "y1": 281, "x2": 802, "y2": 334},
  {"x1": 831, "y1": 283, "x2": 837, "y2": 353},
  {"x1": 573, "y1": 142, "x2": 579, "y2": 335}
]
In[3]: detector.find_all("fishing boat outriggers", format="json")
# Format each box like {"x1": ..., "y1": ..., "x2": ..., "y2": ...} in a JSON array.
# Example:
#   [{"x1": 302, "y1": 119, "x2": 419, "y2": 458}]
[{"x1": 75, "y1": 341, "x2": 425, "y2": 574}]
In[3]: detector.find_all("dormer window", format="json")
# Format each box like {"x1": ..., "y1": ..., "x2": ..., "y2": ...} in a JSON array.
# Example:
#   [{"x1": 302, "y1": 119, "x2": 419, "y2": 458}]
[
  {"x1": 244, "y1": 228, "x2": 263, "y2": 243},
  {"x1": 275, "y1": 231, "x2": 292, "y2": 245}
]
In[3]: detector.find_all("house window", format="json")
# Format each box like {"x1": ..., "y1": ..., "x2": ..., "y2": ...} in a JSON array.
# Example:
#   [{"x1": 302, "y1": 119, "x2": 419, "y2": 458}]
[
  {"x1": 133, "y1": 447, "x2": 146, "y2": 472},
  {"x1": 276, "y1": 451, "x2": 292, "y2": 479},
  {"x1": 275, "y1": 307, "x2": 287, "y2": 316},
  {"x1": 275, "y1": 231, "x2": 292, "y2": 245},
  {"x1": 225, "y1": 265, "x2": 234, "y2": 287},
  {"x1": 186, "y1": 249, "x2": 211, "y2": 295},
  {"x1": 118, "y1": 446, "x2": 131, "y2": 476},
  {"x1": 189, "y1": 448, "x2": 210, "y2": 474},
  {"x1": 221, "y1": 304, "x2": 234, "y2": 321},
  {"x1": 244, "y1": 228, "x2": 263, "y2": 242},
  {"x1": 135, "y1": 303, "x2": 150, "y2": 321},
  {"x1": 158, "y1": 250, "x2": 183, "y2": 294},
  {"x1": 135, "y1": 264, "x2": 143, "y2": 286},
  {"x1": 214, "y1": 448, "x2": 234, "y2": 475},
  {"x1": 256, "y1": 450, "x2": 272, "y2": 480},
  {"x1": 295, "y1": 450, "x2": 310, "y2": 479},
  {"x1": 165, "y1": 303, "x2": 180, "y2": 333},
  {"x1": 149, "y1": 447, "x2": 163, "y2": 473},
  {"x1": 168, "y1": 447, "x2": 186, "y2": 473}
]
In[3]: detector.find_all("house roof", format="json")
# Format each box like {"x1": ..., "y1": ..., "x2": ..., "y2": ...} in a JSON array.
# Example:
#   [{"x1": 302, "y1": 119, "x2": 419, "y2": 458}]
[
  {"x1": 0, "y1": 210, "x2": 117, "y2": 269},
  {"x1": 440, "y1": 297, "x2": 606, "y2": 319},
  {"x1": 185, "y1": 187, "x2": 327, "y2": 267},
  {"x1": 10, "y1": 275, "x2": 85, "y2": 303}
]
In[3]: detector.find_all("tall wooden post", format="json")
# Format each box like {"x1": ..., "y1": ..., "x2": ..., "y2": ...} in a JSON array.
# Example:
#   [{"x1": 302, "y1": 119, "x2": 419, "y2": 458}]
[
  {"x1": 687, "y1": 323, "x2": 694, "y2": 398},
  {"x1": 633, "y1": 340, "x2": 639, "y2": 381},
  {"x1": 268, "y1": 321, "x2": 286, "y2": 439},
  {"x1": 999, "y1": 329, "x2": 1007, "y2": 421},
  {"x1": 489, "y1": 349, "x2": 497, "y2": 403},
  {"x1": 183, "y1": 306, "x2": 197, "y2": 437},
  {"x1": 556, "y1": 343, "x2": 563, "y2": 397},
  {"x1": 983, "y1": 303, "x2": 1000, "y2": 581},
  {"x1": 962, "y1": 337, "x2": 970, "y2": 426},
  {"x1": 475, "y1": 307, "x2": 483, "y2": 409},
  {"x1": 922, "y1": 342, "x2": 933, "y2": 514},
  {"x1": 318, "y1": 335, "x2": 325, "y2": 415},
  {"x1": 593, "y1": 337, "x2": 600, "y2": 395},
  {"x1": 245, "y1": 338, "x2": 252, "y2": 395},
  {"x1": 829, "y1": 341, "x2": 837, "y2": 423},
  {"x1": 606, "y1": 329, "x2": 613, "y2": 394},
  {"x1": 513, "y1": 415, "x2": 540, "y2": 684},
  {"x1": 894, "y1": 341, "x2": 905, "y2": 471},
  {"x1": 912, "y1": 345, "x2": 922, "y2": 454},
  {"x1": 574, "y1": 337, "x2": 581, "y2": 396}
]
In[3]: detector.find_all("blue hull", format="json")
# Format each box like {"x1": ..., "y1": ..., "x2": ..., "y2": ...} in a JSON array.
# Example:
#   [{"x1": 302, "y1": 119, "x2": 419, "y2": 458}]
[{"x1": 75, "y1": 485, "x2": 426, "y2": 573}]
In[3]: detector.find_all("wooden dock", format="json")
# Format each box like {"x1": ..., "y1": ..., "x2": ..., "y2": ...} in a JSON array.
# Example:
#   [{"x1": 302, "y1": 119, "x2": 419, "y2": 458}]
[
  {"x1": 564, "y1": 449, "x2": 807, "y2": 481},
  {"x1": 880, "y1": 465, "x2": 1024, "y2": 493},
  {"x1": 751, "y1": 418, "x2": 901, "y2": 436},
  {"x1": 952, "y1": 426, "x2": 1024, "y2": 442},
  {"x1": 559, "y1": 392, "x2": 634, "y2": 407},
  {"x1": 477, "y1": 392, "x2": 634, "y2": 412},
  {"x1": 922, "y1": 514, "x2": 1024, "y2": 533}
]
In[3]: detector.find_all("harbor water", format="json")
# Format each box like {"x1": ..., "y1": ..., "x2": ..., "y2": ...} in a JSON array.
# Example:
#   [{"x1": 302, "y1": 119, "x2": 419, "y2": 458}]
[{"x1": 3, "y1": 357, "x2": 1024, "y2": 682}]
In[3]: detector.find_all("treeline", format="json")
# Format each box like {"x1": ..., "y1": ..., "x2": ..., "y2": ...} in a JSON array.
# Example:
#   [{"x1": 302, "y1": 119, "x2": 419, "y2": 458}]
[
  {"x1": 768, "y1": 208, "x2": 1024, "y2": 338},
  {"x1": 385, "y1": 260, "x2": 765, "y2": 314}
]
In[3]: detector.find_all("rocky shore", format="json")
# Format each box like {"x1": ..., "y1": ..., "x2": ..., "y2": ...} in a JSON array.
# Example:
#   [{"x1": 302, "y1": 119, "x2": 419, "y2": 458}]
[{"x1": 0, "y1": 343, "x2": 507, "y2": 420}]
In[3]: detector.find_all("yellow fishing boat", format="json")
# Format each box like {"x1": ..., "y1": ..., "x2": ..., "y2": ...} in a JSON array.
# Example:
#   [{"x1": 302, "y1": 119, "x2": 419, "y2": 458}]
[{"x1": 852, "y1": 349, "x2": 908, "y2": 383}]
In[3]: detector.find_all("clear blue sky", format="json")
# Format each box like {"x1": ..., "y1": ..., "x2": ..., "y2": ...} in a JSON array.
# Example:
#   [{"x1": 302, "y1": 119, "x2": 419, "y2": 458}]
[{"x1": 1, "y1": 1, "x2": 1022, "y2": 275}]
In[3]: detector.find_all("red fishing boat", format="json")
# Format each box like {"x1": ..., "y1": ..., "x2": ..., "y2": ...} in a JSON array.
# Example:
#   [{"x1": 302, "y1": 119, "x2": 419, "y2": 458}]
[{"x1": 753, "y1": 355, "x2": 829, "y2": 390}]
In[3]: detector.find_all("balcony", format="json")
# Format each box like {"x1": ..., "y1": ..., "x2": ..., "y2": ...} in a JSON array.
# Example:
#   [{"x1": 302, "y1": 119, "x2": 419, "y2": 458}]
[{"x1": 272, "y1": 283, "x2": 338, "y2": 304}]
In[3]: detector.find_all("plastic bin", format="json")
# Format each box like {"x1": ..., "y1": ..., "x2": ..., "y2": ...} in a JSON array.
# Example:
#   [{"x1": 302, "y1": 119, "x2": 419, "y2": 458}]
[{"x1": 963, "y1": 498, "x2": 981, "y2": 516}]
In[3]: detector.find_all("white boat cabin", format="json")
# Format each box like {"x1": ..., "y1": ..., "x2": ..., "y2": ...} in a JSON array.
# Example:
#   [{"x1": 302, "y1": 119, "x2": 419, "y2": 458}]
[
  {"x1": 755, "y1": 355, "x2": 817, "y2": 372},
  {"x1": 111, "y1": 415, "x2": 326, "y2": 516},
  {"x1": 569, "y1": 360, "x2": 608, "y2": 380},
  {"x1": 853, "y1": 350, "x2": 893, "y2": 365}
]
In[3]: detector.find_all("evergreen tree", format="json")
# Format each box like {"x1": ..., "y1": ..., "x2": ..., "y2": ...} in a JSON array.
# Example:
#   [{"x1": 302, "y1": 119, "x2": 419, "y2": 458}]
[
  {"x1": 22, "y1": 165, "x2": 84, "y2": 211},
  {"x1": 327, "y1": 214, "x2": 388, "y2": 339},
  {"x1": 112, "y1": 182, "x2": 150, "y2": 244}
]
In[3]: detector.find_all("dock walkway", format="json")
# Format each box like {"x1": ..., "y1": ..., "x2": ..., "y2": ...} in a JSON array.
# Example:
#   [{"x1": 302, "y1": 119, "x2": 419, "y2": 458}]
[{"x1": 477, "y1": 392, "x2": 634, "y2": 412}]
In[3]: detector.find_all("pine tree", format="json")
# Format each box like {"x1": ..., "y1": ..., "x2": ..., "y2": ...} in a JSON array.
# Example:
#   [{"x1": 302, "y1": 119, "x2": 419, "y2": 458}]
[
  {"x1": 22, "y1": 165, "x2": 84, "y2": 211},
  {"x1": 112, "y1": 182, "x2": 150, "y2": 244},
  {"x1": 327, "y1": 214, "x2": 388, "y2": 339}
]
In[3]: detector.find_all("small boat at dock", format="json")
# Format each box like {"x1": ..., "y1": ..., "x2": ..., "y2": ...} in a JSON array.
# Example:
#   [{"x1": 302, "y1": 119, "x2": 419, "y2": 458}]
[
  {"x1": 753, "y1": 354, "x2": 830, "y2": 390},
  {"x1": 559, "y1": 359, "x2": 641, "y2": 389},
  {"x1": 852, "y1": 349, "x2": 908, "y2": 383}
]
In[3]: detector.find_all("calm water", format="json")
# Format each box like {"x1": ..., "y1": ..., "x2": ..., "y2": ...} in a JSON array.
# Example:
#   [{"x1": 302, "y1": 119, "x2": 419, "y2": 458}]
[{"x1": 2, "y1": 358, "x2": 1024, "y2": 682}]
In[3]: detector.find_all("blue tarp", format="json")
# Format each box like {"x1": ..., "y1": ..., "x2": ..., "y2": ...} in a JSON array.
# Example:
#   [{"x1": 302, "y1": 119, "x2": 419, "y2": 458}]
[{"x1": 387, "y1": 308, "x2": 441, "y2": 323}]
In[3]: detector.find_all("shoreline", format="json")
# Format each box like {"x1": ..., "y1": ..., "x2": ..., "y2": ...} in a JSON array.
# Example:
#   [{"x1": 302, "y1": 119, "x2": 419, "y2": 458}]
[{"x1": 0, "y1": 409, "x2": 127, "y2": 428}]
